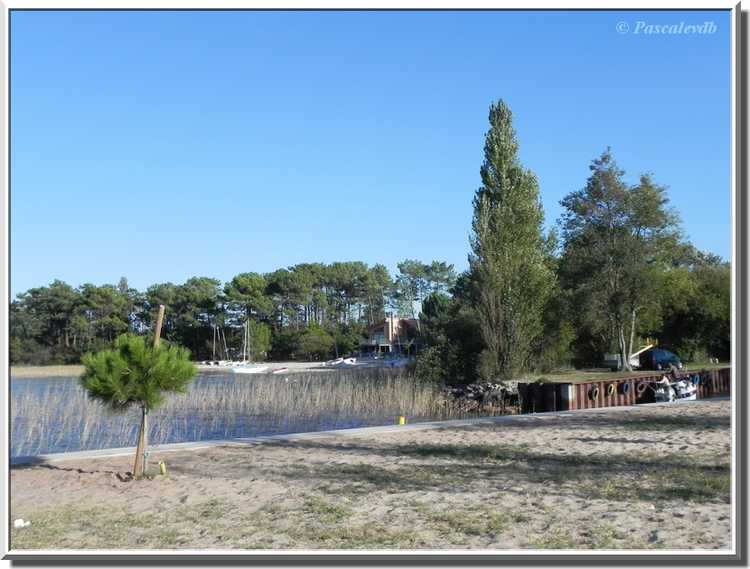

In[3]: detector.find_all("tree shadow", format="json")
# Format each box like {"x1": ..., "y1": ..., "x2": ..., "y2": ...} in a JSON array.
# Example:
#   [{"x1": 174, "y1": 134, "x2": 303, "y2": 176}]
[
  {"x1": 216, "y1": 434, "x2": 731, "y2": 504},
  {"x1": 10, "y1": 456, "x2": 133, "y2": 480},
  {"x1": 570, "y1": 436, "x2": 658, "y2": 444}
]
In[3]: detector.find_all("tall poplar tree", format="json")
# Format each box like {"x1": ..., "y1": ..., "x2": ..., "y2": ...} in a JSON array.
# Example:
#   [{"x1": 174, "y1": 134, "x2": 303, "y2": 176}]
[{"x1": 469, "y1": 100, "x2": 553, "y2": 381}]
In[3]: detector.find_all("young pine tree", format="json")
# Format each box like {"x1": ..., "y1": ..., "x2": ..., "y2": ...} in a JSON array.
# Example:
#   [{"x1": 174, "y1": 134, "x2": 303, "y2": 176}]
[{"x1": 80, "y1": 334, "x2": 196, "y2": 477}]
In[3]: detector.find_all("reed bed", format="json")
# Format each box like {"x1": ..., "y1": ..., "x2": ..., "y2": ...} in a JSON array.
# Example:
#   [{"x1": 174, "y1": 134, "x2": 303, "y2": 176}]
[{"x1": 11, "y1": 370, "x2": 478, "y2": 457}]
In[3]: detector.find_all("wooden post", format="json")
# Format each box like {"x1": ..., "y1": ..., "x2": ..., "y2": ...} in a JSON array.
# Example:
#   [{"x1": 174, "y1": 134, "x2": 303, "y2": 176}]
[
  {"x1": 132, "y1": 405, "x2": 146, "y2": 477},
  {"x1": 132, "y1": 305, "x2": 165, "y2": 478},
  {"x1": 153, "y1": 304, "x2": 165, "y2": 348}
]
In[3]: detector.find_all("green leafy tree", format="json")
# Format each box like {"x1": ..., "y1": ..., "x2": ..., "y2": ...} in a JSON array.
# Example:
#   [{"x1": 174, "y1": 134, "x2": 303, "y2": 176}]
[
  {"x1": 469, "y1": 100, "x2": 554, "y2": 381},
  {"x1": 297, "y1": 326, "x2": 335, "y2": 360},
  {"x1": 656, "y1": 251, "x2": 730, "y2": 362},
  {"x1": 331, "y1": 322, "x2": 367, "y2": 357},
  {"x1": 559, "y1": 150, "x2": 681, "y2": 370},
  {"x1": 80, "y1": 334, "x2": 196, "y2": 477},
  {"x1": 270, "y1": 328, "x2": 303, "y2": 360},
  {"x1": 416, "y1": 282, "x2": 484, "y2": 386}
]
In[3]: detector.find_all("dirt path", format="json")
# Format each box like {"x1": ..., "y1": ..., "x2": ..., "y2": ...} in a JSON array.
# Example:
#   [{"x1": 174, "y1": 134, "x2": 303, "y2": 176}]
[{"x1": 10, "y1": 399, "x2": 731, "y2": 551}]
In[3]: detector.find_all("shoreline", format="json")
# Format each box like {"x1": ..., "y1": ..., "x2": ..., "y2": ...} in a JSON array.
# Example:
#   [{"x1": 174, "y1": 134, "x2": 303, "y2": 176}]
[
  {"x1": 10, "y1": 365, "x2": 85, "y2": 379},
  {"x1": 10, "y1": 362, "x2": 729, "y2": 380}
]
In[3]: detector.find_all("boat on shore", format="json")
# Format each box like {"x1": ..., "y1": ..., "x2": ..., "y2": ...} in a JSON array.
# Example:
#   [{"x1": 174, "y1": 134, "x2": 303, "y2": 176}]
[
  {"x1": 231, "y1": 363, "x2": 269, "y2": 375},
  {"x1": 229, "y1": 320, "x2": 269, "y2": 375},
  {"x1": 654, "y1": 375, "x2": 698, "y2": 402}
]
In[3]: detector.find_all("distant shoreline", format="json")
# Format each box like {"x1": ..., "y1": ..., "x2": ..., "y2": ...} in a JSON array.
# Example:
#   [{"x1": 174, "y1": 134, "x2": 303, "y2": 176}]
[
  {"x1": 10, "y1": 361, "x2": 729, "y2": 380},
  {"x1": 10, "y1": 365, "x2": 85, "y2": 379},
  {"x1": 10, "y1": 361, "x2": 328, "y2": 379}
]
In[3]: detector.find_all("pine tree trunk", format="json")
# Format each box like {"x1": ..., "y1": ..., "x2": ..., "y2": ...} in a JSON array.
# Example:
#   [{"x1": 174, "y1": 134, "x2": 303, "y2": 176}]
[{"x1": 132, "y1": 405, "x2": 148, "y2": 477}]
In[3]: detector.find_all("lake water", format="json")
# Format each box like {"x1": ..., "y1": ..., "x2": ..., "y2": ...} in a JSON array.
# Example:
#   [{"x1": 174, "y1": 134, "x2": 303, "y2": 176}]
[{"x1": 10, "y1": 370, "x2": 472, "y2": 458}]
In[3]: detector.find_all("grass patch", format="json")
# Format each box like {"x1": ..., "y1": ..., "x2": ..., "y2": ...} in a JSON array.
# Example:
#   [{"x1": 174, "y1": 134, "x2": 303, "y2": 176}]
[
  {"x1": 530, "y1": 529, "x2": 580, "y2": 550},
  {"x1": 300, "y1": 525, "x2": 420, "y2": 549},
  {"x1": 12, "y1": 506, "x2": 179, "y2": 550},
  {"x1": 581, "y1": 524, "x2": 622, "y2": 549},
  {"x1": 427, "y1": 508, "x2": 509, "y2": 538},
  {"x1": 301, "y1": 495, "x2": 353, "y2": 523},
  {"x1": 404, "y1": 443, "x2": 528, "y2": 462},
  {"x1": 576, "y1": 461, "x2": 730, "y2": 503},
  {"x1": 247, "y1": 495, "x2": 415, "y2": 549},
  {"x1": 531, "y1": 523, "x2": 650, "y2": 550}
]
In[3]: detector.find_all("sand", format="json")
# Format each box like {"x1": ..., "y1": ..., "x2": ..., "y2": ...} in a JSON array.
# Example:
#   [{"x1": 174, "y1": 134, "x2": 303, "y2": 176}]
[{"x1": 9, "y1": 398, "x2": 732, "y2": 551}]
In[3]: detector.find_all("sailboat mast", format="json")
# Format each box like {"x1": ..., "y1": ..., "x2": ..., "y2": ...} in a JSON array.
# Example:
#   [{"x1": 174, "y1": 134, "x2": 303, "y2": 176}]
[
  {"x1": 212, "y1": 325, "x2": 217, "y2": 361},
  {"x1": 243, "y1": 320, "x2": 248, "y2": 363}
]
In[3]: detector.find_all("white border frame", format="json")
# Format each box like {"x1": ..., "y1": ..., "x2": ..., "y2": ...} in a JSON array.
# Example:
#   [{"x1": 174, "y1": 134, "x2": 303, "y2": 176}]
[{"x1": 0, "y1": 1, "x2": 742, "y2": 562}]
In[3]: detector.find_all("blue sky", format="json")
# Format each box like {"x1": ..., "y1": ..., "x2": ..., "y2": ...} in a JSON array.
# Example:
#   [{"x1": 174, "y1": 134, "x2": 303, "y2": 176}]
[{"x1": 10, "y1": 10, "x2": 732, "y2": 296}]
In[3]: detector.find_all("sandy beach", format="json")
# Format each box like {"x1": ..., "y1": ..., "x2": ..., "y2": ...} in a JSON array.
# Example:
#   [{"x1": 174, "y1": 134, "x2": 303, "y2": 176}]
[{"x1": 10, "y1": 398, "x2": 731, "y2": 551}]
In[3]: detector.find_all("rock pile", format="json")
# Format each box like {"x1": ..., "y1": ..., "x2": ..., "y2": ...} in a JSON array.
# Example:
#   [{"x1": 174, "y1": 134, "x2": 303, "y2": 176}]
[{"x1": 442, "y1": 381, "x2": 519, "y2": 413}]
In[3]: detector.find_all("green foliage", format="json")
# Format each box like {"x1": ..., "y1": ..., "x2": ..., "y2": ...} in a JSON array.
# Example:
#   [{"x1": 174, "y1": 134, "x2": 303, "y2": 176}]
[
  {"x1": 269, "y1": 329, "x2": 303, "y2": 361},
  {"x1": 469, "y1": 100, "x2": 554, "y2": 381},
  {"x1": 247, "y1": 320, "x2": 272, "y2": 361},
  {"x1": 416, "y1": 287, "x2": 483, "y2": 385},
  {"x1": 414, "y1": 346, "x2": 445, "y2": 384},
  {"x1": 559, "y1": 150, "x2": 683, "y2": 370},
  {"x1": 656, "y1": 255, "x2": 731, "y2": 362},
  {"x1": 392, "y1": 259, "x2": 457, "y2": 318},
  {"x1": 420, "y1": 293, "x2": 453, "y2": 346},
  {"x1": 11, "y1": 279, "x2": 135, "y2": 365},
  {"x1": 10, "y1": 261, "x2": 399, "y2": 364},
  {"x1": 80, "y1": 334, "x2": 196, "y2": 411},
  {"x1": 224, "y1": 272, "x2": 273, "y2": 321},
  {"x1": 297, "y1": 326, "x2": 335, "y2": 360},
  {"x1": 331, "y1": 323, "x2": 367, "y2": 358}
]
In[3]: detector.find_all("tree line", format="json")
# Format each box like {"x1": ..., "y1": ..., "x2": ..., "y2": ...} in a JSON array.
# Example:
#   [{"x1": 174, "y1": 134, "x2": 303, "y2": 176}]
[
  {"x1": 416, "y1": 100, "x2": 730, "y2": 385},
  {"x1": 9, "y1": 261, "x2": 457, "y2": 365},
  {"x1": 10, "y1": 99, "x2": 730, "y2": 383}
]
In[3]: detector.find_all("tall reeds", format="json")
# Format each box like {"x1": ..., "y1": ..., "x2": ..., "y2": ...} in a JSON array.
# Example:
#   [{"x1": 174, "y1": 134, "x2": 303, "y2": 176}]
[{"x1": 11, "y1": 370, "x2": 481, "y2": 457}]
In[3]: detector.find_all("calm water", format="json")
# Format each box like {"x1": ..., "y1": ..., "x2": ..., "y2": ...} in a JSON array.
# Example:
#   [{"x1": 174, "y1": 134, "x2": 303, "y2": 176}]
[{"x1": 10, "y1": 371, "x2": 466, "y2": 458}]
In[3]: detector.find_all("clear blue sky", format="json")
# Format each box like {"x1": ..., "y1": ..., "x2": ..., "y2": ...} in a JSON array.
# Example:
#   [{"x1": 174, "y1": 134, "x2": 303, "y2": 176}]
[{"x1": 10, "y1": 10, "x2": 732, "y2": 296}]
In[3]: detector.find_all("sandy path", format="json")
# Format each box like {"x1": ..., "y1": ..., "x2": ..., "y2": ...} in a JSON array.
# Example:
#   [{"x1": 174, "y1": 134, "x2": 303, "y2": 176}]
[{"x1": 10, "y1": 399, "x2": 731, "y2": 551}]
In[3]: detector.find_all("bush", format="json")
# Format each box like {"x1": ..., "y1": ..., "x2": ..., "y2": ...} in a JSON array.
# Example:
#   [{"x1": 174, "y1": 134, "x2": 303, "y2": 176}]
[
  {"x1": 269, "y1": 329, "x2": 302, "y2": 360},
  {"x1": 298, "y1": 327, "x2": 335, "y2": 360},
  {"x1": 414, "y1": 346, "x2": 445, "y2": 384},
  {"x1": 331, "y1": 323, "x2": 366, "y2": 357}
]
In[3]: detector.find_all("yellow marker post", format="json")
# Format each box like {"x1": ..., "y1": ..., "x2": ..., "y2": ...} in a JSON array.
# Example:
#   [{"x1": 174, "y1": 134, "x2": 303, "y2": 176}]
[
  {"x1": 398, "y1": 416, "x2": 406, "y2": 426},
  {"x1": 159, "y1": 461, "x2": 167, "y2": 476}
]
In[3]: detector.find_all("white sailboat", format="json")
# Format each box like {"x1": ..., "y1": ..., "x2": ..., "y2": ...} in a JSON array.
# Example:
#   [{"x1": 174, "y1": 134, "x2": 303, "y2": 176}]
[{"x1": 230, "y1": 320, "x2": 269, "y2": 375}]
